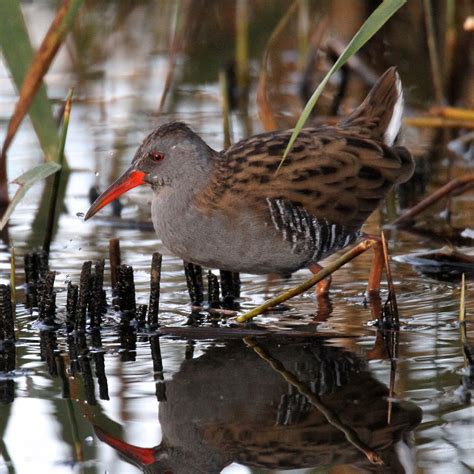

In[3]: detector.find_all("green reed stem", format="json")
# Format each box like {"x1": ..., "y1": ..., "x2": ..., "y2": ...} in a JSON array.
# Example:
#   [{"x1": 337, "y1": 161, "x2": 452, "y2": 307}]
[{"x1": 43, "y1": 88, "x2": 73, "y2": 254}]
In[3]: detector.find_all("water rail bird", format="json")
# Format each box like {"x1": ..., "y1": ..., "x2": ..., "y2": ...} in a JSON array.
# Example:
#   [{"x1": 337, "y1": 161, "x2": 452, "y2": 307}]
[{"x1": 85, "y1": 67, "x2": 414, "y2": 290}]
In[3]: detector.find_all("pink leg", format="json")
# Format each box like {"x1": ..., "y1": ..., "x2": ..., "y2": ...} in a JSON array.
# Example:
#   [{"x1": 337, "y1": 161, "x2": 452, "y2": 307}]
[{"x1": 309, "y1": 263, "x2": 332, "y2": 296}]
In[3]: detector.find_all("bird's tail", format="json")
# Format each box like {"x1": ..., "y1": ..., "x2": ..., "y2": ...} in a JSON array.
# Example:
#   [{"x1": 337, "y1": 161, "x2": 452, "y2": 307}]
[{"x1": 339, "y1": 67, "x2": 404, "y2": 147}]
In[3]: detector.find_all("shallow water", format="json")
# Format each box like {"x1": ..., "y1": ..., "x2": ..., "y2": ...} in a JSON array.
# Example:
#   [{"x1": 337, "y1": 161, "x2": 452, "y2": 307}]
[{"x1": 0, "y1": 1, "x2": 473, "y2": 473}]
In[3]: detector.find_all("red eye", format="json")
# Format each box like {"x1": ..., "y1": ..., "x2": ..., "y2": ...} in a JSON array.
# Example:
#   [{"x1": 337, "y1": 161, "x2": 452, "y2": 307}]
[{"x1": 148, "y1": 152, "x2": 164, "y2": 162}]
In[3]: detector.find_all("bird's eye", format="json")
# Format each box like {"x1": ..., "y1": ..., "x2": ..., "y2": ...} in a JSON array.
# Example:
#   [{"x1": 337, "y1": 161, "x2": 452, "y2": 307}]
[{"x1": 148, "y1": 152, "x2": 165, "y2": 163}]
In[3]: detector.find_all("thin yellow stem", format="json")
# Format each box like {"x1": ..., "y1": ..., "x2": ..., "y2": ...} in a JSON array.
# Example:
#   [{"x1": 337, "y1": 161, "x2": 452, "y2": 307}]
[
  {"x1": 236, "y1": 239, "x2": 377, "y2": 323},
  {"x1": 404, "y1": 117, "x2": 474, "y2": 129},
  {"x1": 431, "y1": 106, "x2": 474, "y2": 121},
  {"x1": 459, "y1": 273, "x2": 466, "y2": 323}
]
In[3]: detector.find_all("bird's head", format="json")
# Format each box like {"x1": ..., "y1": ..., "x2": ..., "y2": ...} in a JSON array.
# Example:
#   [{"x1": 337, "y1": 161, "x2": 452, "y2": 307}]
[{"x1": 84, "y1": 122, "x2": 214, "y2": 220}]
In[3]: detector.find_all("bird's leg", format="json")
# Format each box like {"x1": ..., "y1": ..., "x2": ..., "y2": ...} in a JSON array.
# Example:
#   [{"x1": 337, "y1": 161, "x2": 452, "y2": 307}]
[
  {"x1": 365, "y1": 234, "x2": 384, "y2": 296},
  {"x1": 308, "y1": 263, "x2": 332, "y2": 296},
  {"x1": 237, "y1": 237, "x2": 387, "y2": 323},
  {"x1": 308, "y1": 264, "x2": 333, "y2": 323}
]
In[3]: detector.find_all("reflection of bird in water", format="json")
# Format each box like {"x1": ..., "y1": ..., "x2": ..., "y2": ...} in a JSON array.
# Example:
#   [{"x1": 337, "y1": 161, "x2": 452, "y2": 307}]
[{"x1": 93, "y1": 338, "x2": 421, "y2": 473}]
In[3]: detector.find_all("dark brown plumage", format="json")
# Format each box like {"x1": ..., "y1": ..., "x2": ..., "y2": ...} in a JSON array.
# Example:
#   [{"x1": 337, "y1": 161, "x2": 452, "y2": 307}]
[{"x1": 86, "y1": 67, "x2": 414, "y2": 275}]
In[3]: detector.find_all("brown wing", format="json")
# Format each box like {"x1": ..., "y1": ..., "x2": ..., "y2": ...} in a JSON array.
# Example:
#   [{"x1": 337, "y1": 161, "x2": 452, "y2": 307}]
[{"x1": 196, "y1": 126, "x2": 412, "y2": 232}]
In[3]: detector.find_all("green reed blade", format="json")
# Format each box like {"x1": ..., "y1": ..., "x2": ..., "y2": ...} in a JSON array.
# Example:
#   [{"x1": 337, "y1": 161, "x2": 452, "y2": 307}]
[{"x1": 278, "y1": 0, "x2": 406, "y2": 172}]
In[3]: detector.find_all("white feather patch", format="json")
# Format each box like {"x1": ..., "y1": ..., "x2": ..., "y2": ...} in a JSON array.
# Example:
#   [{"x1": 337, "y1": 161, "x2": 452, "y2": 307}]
[{"x1": 384, "y1": 72, "x2": 404, "y2": 146}]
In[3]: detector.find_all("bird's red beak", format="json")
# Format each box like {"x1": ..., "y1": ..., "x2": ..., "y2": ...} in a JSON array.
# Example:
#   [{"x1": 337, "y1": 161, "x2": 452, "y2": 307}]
[{"x1": 84, "y1": 167, "x2": 146, "y2": 220}]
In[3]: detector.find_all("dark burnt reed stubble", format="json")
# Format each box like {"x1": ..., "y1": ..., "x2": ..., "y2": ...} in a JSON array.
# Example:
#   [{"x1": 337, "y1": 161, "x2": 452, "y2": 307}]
[
  {"x1": 109, "y1": 238, "x2": 121, "y2": 290},
  {"x1": 117, "y1": 264, "x2": 136, "y2": 322},
  {"x1": 183, "y1": 262, "x2": 204, "y2": 306},
  {"x1": 90, "y1": 259, "x2": 106, "y2": 328},
  {"x1": 207, "y1": 271, "x2": 221, "y2": 309},
  {"x1": 67, "y1": 332, "x2": 87, "y2": 376},
  {"x1": 137, "y1": 304, "x2": 147, "y2": 327},
  {"x1": 147, "y1": 252, "x2": 162, "y2": 328},
  {"x1": 0, "y1": 284, "x2": 15, "y2": 342},
  {"x1": 0, "y1": 284, "x2": 16, "y2": 403},
  {"x1": 220, "y1": 270, "x2": 240, "y2": 309},
  {"x1": 39, "y1": 330, "x2": 58, "y2": 376},
  {"x1": 24, "y1": 249, "x2": 49, "y2": 308},
  {"x1": 76, "y1": 261, "x2": 92, "y2": 332},
  {"x1": 38, "y1": 271, "x2": 56, "y2": 326},
  {"x1": 66, "y1": 282, "x2": 78, "y2": 331}
]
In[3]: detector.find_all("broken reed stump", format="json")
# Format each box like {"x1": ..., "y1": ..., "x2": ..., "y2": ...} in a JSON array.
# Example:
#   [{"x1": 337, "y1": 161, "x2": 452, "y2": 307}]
[
  {"x1": 90, "y1": 259, "x2": 106, "y2": 328},
  {"x1": 0, "y1": 285, "x2": 15, "y2": 342},
  {"x1": 38, "y1": 271, "x2": 57, "y2": 326},
  {"x1": 184, "y1": 262, "x2": 240, "y2": 310},
  {"x1": 109, "y1": 238, "x2": 121, "y2": 289},
  {"x1": 147, "y1": 252, "x2": 162, "y2": 328},
  {"x1": 66, "y1": 282, "x2": 78, "y2": 331},
  {"x1": 67, "y1": 332, "x2": 87, "y2": 376},
  {"x1": 24, "y1": 249, "x2": 49, "y2": 308},
  {"x1": 208, "y1": 271, "x2": 221, "y2": 309},
  {"x1": 220, "y1": 270, "x2": 240, "y2": 309},
  {"x1": 40, "y1": 330, "x2": 58, "y2": 376},
  {"x1": 137, "y1": 304, "x2": 147, "y2": 327},
  {"x1": 184, "y1": 262, "x2": 204, "y2": 306},
  {"x1": 0, "y1": 284, "x2": 16, "y2": 403},
  {"x1": 117, "y1": 265, "x2": 136, "y2": 322},
  {"x1": 76, "y1": 261, "x2": 92, "y2": 332}
]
